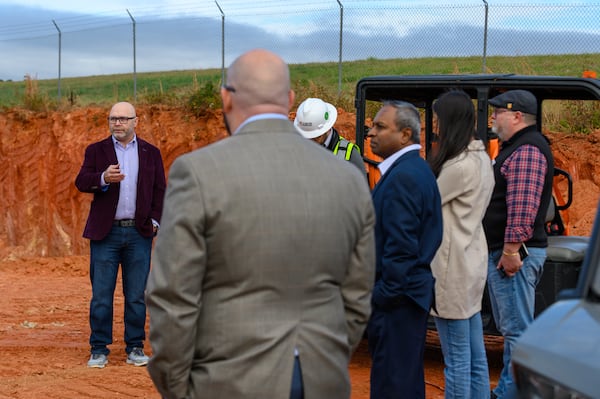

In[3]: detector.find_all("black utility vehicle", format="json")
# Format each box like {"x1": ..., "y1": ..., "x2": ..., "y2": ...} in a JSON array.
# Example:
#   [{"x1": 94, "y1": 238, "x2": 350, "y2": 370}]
[{"x1": 354, "y1": 74, "x2": 600, "y2": 334}]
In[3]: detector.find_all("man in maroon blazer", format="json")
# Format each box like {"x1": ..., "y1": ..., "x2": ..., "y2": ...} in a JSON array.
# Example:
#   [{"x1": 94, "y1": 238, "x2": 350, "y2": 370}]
[{"x1": 75, "y1": 101, "x2": 166, "y2": 369}]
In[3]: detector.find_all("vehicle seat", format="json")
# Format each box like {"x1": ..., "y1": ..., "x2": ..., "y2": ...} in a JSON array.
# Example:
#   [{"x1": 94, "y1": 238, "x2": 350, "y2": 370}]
[
  {"x1": 544, "y1": 197, "x2": 589, "y2": 264},
  {"x1": 536, "y1": 197, "x2": 589, "y2": 316}
]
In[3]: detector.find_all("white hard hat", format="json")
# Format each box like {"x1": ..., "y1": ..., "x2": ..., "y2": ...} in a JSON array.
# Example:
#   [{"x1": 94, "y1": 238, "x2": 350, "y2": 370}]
[{"x1": 294, "y1": 98, "x2": 338, "y2": 139}]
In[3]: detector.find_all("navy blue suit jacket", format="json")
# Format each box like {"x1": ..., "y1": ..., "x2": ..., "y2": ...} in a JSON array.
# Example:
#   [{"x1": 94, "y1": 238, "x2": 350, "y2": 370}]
[
  {"x1": 75, "y1": 135, "x2": 166, "y2": 241},
  {"x1": 371, "y1": 149, "x2": 442, "y2": 312}
]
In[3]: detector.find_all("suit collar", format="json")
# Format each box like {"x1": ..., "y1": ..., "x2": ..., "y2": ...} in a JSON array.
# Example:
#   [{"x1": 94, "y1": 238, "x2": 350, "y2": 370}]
[
  {"x1": 101, "y1": 136, "x2": 118, "y2": 163},
  {"x1": 372, "y1": 148, "x2": 421, "y2": 196}
]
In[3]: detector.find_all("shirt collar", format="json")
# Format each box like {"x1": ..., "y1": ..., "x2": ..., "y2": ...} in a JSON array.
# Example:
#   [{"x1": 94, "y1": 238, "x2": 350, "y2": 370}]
[
  {"x1": 323, "y1": 129, "x2": 334, "y2": 147},
  {"x1": 112, "y1": 134, "x2": 137, "y2": 148},
  {"x1": 234, "y1": 113, "x2": 288, "y2": 135},
  {"x1": 378, "y1": 143, "x2": 421, "y2": 176}
]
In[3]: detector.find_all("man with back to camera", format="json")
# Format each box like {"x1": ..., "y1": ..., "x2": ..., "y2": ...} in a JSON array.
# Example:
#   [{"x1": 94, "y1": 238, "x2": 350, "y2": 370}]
[
  {"x1": 294, "y1": 97, "x2": 366, "y2": 177},
  {"x1": 75, "y1": 101, "x2": 166, "y2": 369},
  {"x1": 483, "y1": 90, "x2": 554, "y2": 399},
  {"x1": 145, "y1": 49, "x2": 376, "y2": 399}
]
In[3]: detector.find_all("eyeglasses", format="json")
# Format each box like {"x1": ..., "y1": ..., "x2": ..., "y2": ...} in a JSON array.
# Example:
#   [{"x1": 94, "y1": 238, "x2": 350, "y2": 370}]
[
  {"x1": 222, "y1": 84, "x2": 236, "y2": 93},
  {"x1": 108, "y1": 116, "x2": 136, "y2": 124},
  {"x1": 492, "y1": 108, "x2": 516, "y2": 116}
]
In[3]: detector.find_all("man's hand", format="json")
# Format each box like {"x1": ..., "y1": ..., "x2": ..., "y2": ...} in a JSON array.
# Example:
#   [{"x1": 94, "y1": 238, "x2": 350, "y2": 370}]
[
  {"x1": 105, "y1": 164, "x2": 125, "y2": 184},
  {"x1": 498, "y1": 243, "x2": 524, "y2": 277}
]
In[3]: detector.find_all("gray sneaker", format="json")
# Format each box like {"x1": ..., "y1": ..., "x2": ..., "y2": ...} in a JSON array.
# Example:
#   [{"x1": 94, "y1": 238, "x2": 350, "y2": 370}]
[
  {"x1": 126, "y1": 347, "x2": 149, "y2": 366},
  {"x1": 87, "y1": 354, "x2": 108, "y2": 368}
]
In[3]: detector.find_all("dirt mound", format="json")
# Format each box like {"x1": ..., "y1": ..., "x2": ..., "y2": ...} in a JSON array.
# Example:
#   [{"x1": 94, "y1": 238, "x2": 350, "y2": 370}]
[
  {"x1": 548, "y1": 129, "x2": 600, "y2": 234},
  {"x1": 0, "y1": 106, "x2": 597, "y2": 260}
]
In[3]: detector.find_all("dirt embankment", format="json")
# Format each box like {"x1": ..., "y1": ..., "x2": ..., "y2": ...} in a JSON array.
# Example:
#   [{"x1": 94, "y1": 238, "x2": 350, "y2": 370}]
[
  {"x1": 0, "y1": 105, "x2": 598, "y2": 260},
  {"x1": 0, "y1": 105, "x2": 358, "y2": 260}
]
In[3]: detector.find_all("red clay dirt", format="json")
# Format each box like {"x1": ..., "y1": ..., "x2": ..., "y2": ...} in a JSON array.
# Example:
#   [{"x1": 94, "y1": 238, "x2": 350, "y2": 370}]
[{"x1": 0, "y1": 105, "x2": 597, "y2": 398}]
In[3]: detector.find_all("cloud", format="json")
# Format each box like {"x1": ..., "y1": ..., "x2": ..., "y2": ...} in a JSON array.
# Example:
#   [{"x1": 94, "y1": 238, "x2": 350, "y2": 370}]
[{"x1": 1, "y1": 3, "x2": 600, "y2": 81}]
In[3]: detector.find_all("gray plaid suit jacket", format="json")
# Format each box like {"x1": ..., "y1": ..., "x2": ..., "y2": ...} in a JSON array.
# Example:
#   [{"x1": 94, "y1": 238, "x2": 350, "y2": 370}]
[{"x1": 146, "y1": 118, "x2": 375, "y2": 399}]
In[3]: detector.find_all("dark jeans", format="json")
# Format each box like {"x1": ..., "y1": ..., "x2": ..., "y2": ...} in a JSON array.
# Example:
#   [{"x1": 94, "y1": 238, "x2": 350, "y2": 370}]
[
  {"x1": 89, "y1": 225, "x2": 152, "y2": 355},
  {"x1": 367, "y1": 298, "x2": 429, "y2": 399}
]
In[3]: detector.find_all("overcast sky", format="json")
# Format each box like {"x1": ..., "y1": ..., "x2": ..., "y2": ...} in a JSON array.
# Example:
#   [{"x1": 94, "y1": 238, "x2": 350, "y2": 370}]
[{"x1": 1, "y1": 1, "x2": 599, "y2": 81}]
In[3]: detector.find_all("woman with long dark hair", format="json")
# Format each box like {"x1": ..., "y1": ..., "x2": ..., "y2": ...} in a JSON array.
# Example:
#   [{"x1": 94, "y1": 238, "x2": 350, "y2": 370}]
[{"x1": 429, "y1": 90, "x2": 494, "y2": 399}]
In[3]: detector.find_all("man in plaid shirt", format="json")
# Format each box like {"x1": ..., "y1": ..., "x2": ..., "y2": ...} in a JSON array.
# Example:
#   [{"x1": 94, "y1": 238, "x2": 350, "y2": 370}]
[{"x1": 483, "y1": 90, "x2": 554, "y2": 399}]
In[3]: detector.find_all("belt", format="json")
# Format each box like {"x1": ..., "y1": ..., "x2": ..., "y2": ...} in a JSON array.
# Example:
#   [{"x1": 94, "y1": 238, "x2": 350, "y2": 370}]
[{"x1": 113, "y1": 219, "x2": 136, "y2": 227}]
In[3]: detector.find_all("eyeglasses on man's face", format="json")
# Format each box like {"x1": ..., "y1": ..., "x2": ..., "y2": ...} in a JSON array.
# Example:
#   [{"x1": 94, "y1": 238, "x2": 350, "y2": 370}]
[
  {"x1": 492, "y1": 108, "x2": 516, "y2": 117},
  {"x1": 222, "y1": 84, "x2": 236, "y2": 93},
  {"x1": 108, "y1": 116, "x2": 136, "y2": 124}
]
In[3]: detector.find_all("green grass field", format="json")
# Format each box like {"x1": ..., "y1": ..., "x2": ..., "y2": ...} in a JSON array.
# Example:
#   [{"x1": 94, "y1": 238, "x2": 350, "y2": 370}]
[{"x1": 0, "y1": 53, "x2": 598, "y2": 112}]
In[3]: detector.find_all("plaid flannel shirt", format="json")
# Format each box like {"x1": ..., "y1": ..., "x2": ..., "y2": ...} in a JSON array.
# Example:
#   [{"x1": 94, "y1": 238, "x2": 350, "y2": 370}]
[{"x1": 500, "y1": 144, "x2": 548, "y2": 243}]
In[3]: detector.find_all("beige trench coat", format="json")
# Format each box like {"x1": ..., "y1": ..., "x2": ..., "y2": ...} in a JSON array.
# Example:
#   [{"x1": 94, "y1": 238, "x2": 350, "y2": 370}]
[{"x1": 431, "y1": 140, "x2": 494, "y2": 319}]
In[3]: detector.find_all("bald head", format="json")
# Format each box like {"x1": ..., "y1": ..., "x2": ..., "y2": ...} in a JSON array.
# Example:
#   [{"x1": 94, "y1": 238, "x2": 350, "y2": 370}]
[
  {"x1": 221, "y1": 49, "x2": 295, "y2": 133},
  {"x1": 110, "y1": 101, "x2": 136, "y2": 117}
]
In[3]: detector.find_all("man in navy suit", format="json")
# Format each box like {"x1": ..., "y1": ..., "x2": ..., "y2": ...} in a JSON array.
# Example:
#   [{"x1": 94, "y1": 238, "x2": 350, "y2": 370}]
[
  {"x1": 75, "y1": 101, "x2": 166, "y2": 369},
  {"x1": 366, "y1": 100, "x2": 443, "y2": 399}
]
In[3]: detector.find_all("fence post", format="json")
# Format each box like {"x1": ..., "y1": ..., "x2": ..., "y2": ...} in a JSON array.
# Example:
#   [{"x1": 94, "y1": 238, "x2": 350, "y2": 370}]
[
  {"x1": 482, "y1": 0, "x2": 489, "y2": 73},
  {"x1": 215, "y1": 1, "x2": 225, "y2": 85},
  {"x1": 336, "y1": 0, "x2": 343, "y2": 97},
  {"x1": 52, "y1": 20, "x2": 61, "y2": 101},
  {"x1": 127, "y1": 9, "x2": 137, "y2": 102}
]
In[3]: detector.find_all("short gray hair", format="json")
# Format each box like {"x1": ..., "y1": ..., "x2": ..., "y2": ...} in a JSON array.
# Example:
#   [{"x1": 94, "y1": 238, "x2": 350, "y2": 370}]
[
  {"x1": 521, "y1": 112, "x2": 537, "y2": 126},
  {"x1": 383, "y1": 100, "x2": 421, "y2": 144}
]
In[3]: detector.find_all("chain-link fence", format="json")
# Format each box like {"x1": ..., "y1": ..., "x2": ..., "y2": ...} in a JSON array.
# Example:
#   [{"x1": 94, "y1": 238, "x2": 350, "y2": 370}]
[{"x1": 1, "y1": 1, "x2": 599, "y2": 97}]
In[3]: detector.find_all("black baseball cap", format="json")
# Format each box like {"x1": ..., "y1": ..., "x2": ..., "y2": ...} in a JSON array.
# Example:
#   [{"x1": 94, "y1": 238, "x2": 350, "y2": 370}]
[{"x1": 489, "y1": 90, "x2": 537, "y2": 115}]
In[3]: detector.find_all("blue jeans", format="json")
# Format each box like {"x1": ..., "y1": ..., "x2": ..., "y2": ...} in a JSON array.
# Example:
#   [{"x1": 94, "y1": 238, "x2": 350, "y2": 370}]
[
  {"x1": 487, "y1": 247, "x2": 545, "y2": 398},
  {"x1": 435, "y1": 313, "x2": 490, "y2": 399},
  {"x1": 89, "y1": 225, "x2": 152, "y2": 355}
]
